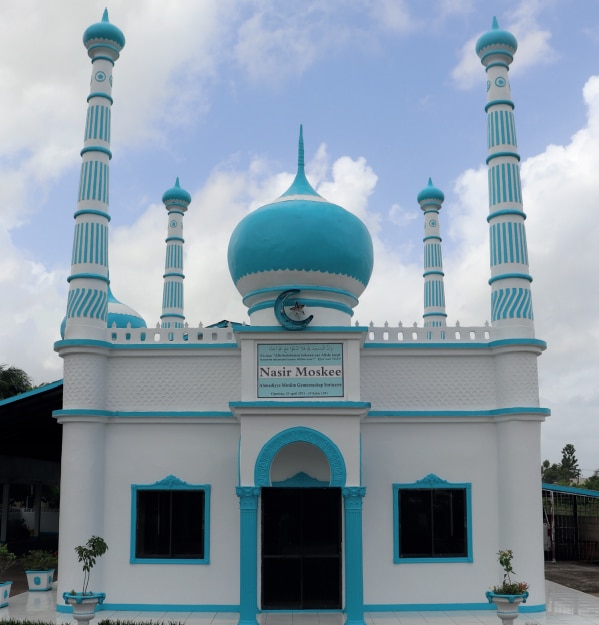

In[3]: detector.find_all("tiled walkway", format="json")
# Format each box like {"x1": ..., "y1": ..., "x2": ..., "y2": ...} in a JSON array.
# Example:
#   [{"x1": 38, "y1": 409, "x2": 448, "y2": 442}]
[{"x1": 2, "y1": 581, "x2": 599, "y2": 625}]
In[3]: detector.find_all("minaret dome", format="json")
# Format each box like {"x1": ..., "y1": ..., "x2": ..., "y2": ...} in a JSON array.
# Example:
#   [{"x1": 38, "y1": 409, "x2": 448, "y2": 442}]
[
  {"x1": 83, "y1": 8, "x2": 125, "y2": 60},
  {"x1": 475, "y1": 16, "x2": 517, "y2": 61}
]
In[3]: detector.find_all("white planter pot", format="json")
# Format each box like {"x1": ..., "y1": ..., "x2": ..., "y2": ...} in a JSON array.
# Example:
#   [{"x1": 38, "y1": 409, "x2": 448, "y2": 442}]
[
  {"x1": 63, "y1": 592, "x2": 106, "y2": 623},
  {"x1": 26, "y1": 568, "x2": 55, "y2": 591},
  {"x1": 486, "y1": 591, "x2": 529, "y2": 625},
  {"x1": 0, "y1": 581, "x2": 12, "y2": 608}
]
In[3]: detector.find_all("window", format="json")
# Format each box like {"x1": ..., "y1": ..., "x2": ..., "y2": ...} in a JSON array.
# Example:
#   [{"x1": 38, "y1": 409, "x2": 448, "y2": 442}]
[
  {"x1": 131, "y1": 476, "x2": 210, "y2": 564},
  {"x1": 393, "y1": 474, "x2": 472, "y2": 563}
]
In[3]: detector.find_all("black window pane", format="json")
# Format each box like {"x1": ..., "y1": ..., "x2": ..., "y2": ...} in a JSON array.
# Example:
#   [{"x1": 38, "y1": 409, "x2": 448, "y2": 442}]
[
  {"x1": 432, "y1": 489, "x2": 466, "y2": 556},
  {"x1": 136, "y1": 489, "x2": 205, "y2": 559},
  {"x1": 399, "y1": 489, "x2": 432, "y2": 557},
  {"x1": 399, "y1": 488, "x2": 467, "y2": 558},
  {"x1": 172, "y1": 491, "x2": 204, "y2": 558}
]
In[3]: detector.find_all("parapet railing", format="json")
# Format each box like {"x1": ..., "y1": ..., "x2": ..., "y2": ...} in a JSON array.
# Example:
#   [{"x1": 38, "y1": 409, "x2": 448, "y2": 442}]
[
  {"x1": 362, "y1": 321, "x2": 493, "y2": 345},
  {"x1": 107, "y1": 323, "x2": 238, "y2": 345},
  {"x1": 105, "y1": 321, "x2": 493, "y2": 346}
]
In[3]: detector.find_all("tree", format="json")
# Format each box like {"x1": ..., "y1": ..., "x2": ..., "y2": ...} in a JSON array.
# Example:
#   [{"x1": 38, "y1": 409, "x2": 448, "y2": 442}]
[
  {"x1": 583, "y1": 470, "x2": 599, "y2": 492},
  {"x1": 541, "y1": 459, "x2": 561, "y2": 484},
  {"x1": 560, "y1": 443, "x2": 581, "y2": 485},
  {"x1": 0, "y1": 364, "x2": 32, "y2": 400}
]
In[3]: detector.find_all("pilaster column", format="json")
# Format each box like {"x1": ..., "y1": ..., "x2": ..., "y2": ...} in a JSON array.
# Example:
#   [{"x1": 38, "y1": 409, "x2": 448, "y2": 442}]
[
  {"x1": 342, "y1": 486, "x2": 366, "y2": 625},
  {"x1": 236, "y1": 486, "x2": 260, "y2": 625}
]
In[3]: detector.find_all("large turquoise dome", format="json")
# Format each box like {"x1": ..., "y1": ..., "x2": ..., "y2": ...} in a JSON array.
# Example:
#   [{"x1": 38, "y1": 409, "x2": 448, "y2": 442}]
[{"x1": 227, "y1": 129, "x2": 373, "y2": 322}]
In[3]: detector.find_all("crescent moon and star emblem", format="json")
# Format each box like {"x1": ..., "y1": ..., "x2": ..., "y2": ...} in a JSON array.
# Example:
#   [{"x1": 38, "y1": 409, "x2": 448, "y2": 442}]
[{"x1": 274, "y1": 289, "x2": 313, "y2": 331}]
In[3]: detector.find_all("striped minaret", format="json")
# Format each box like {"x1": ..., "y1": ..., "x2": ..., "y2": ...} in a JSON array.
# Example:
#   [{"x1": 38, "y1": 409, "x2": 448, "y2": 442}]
[
  {"x1": 160, "y1": 178, "x2": 191, "y2": 329},
  {"x1": 64, "y1": 10, "x2": 125, "y2": 340},
  {"x1": 476, "y1": 18, "x2": 534, "y2": 338},
  {"x1": 418, "y1": 179, "x2": 447, "y2": 333}
]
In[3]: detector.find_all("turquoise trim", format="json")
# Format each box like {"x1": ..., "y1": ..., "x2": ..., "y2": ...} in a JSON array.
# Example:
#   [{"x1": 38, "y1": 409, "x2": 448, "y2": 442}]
[
  {"x1": 363, "y1": 338, "x2": 547, "y2": 350},
  {"x1": 54, "y1": 409, "x2": 233, "y2": 418},
  {"x1": 54, "y1": 338, "x2": 238, "y2": 350},
  {"x1": 74, "y1": 209, "x2": 111, "y2": 221},
  {"x1": 368, "y1": 407, "x2": 550, "y2": 418},
  {"x1": 67, "y1": 273, "x2": 109, "y2": 283},
  {"x1": 236, "y1": 486, "x2": 260, "y2": 625},
  {"x1": 489, "y1": 272, "x2": 532, "y2": 285},
  {"x1": 365, "y1": 603, "x2": 544, "y2": 613},
  {"x1": 486, "y1": 151, "x2": 520, "y2": 164},
  {"x1": 423, "y1": 312, "x2": 447, "y2": 318},
  {"x1": 243, "y1": 284, "x2": 359, "y2": 306},
  {"x1": 484, "y1": 99, "x2": 514, "y2": 112},
  {"x1": 58, "y1": 603, "x2": 239, "y2": 613},
  {"x1": 248, "y1": 298, "x2": 353, "y2": 316},
  {"x1": 479, "y1": 49, "x2": 514, "y2": 63},
  {"x1": 0, "y1": 378, "x2": 62, "y2": 407},
  {"x1": 487, "y1": 208, "x2": 526, "y2": 221},
  {"x1": 272, "y1": 471, "x2": 328, "y2": 487},
  {"x1": 343, "y1": 487, "x2": 367, "y2": 624},
  {"x1": 159, "y1": 313, "x2": 186, "y2": 320},
  {"x1": 130, "y1": 477, "x2": 210, "y2": 565},
  {"x1": 163, "y1": 271, "x2": 185, "y2": 278},
  {"x1": 166, "y1": 236, "x2": 185, "y2": 243},
  {"x1": 423, "y1": 235, "x2": 442, "y2": 242},
  {"x1": 231, "y1": 401, "x2": 370, "y2": 409},
  {"x1": 87, "y1": 42, "x2": 122, "y2": 55},
  {"x1": 423, "y1": 270, "x2": 444, "y2": 277},
  {"x1": 80, "y1": 145, "x2": 112, "y2": 159},
  {"x1": 393, "y1": 475, "x2": 472, "y2": 563},
  {"x1": 87, "y1": 92, "x2": 114, "y2": 104},
  {"x1": 255, "y1": 426, "x2": 346, "y2": 487},
  {"x1": 542, "y1": 483, "x2": 599, "y2": 498},
  {"x1": 234, "y1": 325, "x2": 367, "y2": 333},
  {"x1": 90, "y1": 55, "x2": 116, "y2": 65}
]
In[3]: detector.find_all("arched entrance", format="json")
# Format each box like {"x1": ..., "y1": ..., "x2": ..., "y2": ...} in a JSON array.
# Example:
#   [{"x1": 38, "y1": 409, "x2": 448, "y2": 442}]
[
  {"x1": 236, "y1": 427, "x2": 365, "y2": 625},
  {"x1": 255, "y1": 427, "x2": 346, "y2": 609}
]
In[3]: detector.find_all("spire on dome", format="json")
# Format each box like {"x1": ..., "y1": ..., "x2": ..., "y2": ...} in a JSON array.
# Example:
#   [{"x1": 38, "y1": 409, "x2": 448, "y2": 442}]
[{"x1": 281, "y1": 125, "x2": 322, "y2": 198}]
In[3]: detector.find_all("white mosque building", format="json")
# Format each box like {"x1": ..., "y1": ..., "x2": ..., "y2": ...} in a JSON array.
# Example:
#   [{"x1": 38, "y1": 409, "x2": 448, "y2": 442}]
[{"x1": 54, "y1": 11, "x2": 549, "y2": 623}]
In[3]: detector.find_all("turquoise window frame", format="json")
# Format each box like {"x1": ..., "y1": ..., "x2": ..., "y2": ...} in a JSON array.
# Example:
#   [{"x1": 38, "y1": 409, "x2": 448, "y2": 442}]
[
  {"x1": 393, "y1": 473, "x2": 472, "y2": 564},
  {"x1": 130, "y1": 475, "x2": 210, "y2": 564}
]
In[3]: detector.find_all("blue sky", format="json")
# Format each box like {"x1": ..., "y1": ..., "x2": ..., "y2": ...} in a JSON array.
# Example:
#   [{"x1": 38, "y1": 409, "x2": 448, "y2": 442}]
[{"x1": 2, "y1": 0, "x2": 599, "y2": 475}]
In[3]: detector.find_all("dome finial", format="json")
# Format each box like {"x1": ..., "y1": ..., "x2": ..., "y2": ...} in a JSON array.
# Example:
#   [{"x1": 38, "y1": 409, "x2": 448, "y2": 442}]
[
  {"x1": 492, "y1": 16, "x2": 499, "y2": 29},
  {"x1": 298, "y1": 125, "x2": 305, "y2": 171},
  {"x1": 102, "y1": 7, "x2": 109, "y2": 22}
]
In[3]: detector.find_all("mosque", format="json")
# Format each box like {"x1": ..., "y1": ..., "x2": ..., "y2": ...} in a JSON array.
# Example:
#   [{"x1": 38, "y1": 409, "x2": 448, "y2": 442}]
[{"x1": 54, "y1": 10, "x2": 550, "y2": 623}]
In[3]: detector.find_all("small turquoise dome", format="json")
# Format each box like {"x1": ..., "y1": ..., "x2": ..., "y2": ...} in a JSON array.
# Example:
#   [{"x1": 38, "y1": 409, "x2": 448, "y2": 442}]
[
  {"x1": 476, "y1": 17, "x2": 517, "y2": 58},
  {"x1": 227, "y1": 128, "x2": 374, "y2": 301},
  {"x1": 83, "y1": 9, "x2": 125, "y2": 51},
  {"x1": 162, "y1": 177, "x2": 191, "y2": 206},
  {"x1": 417, "y1": 178, "x2": 444, "y2": 205},
  {"x1": 60, "y1": 283, "x2": 146, "y2": 338}
]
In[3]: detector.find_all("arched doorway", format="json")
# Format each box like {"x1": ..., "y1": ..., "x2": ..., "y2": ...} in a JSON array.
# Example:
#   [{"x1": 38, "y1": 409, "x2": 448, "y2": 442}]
[{"x1": 255, "y1": 428, "x2": 346, "y2": 610}]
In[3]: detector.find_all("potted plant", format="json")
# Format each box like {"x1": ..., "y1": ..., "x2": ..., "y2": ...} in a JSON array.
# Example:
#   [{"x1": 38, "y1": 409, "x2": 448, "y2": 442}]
[
  {"x1": 63, "y1": 536, "x2": 108, "y2": 623},
  {"x1": 21, "y1": 549, "x2": 58, "y2": 592},
  {"x1": 0, "y1": 543, "x2": 16, "y2": 608},
  {"x1": 486, "y1": 549, "x2": 529, "y2": 625}
]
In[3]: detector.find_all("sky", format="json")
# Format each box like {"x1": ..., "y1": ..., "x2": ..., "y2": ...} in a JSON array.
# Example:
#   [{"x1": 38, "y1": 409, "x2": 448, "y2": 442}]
[{"x1": 1, "y1": 0, "x2": 599, "y2": 476}]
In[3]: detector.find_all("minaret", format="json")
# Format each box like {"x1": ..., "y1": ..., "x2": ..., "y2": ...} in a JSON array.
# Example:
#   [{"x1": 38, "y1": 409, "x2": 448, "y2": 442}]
[
  {"x1": 417, "y1": 179, "x2": 447, "y2": 332},
  {"x1": 476, "y1": 18, "x2": 534, "y2": 338},
  {"x1": 64, "y1": 9, "x2": 125, "y2": 340},
  {"x1": 161, "y1": 178, "x2": 191, "y2": 329}
]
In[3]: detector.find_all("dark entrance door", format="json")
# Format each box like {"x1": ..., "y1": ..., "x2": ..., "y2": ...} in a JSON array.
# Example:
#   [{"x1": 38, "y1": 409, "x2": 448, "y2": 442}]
[{"x1": 261, "y1": 487, "x2": 342, "y2": 609}]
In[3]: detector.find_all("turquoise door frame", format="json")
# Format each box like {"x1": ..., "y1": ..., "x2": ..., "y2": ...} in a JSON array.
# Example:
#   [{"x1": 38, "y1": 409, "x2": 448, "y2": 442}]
[{"x1": 236, "y1": 426, "x2": 366, "y2": 625}]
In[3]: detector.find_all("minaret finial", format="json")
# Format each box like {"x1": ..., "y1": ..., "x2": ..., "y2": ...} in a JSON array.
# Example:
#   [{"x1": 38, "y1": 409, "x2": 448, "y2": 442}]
[
  {"x1": 102, "y1": 7, "x2": 109, "y2": 22},
  {"x1": 492, "y1": 16, "x2": 499, "y2": 29}
]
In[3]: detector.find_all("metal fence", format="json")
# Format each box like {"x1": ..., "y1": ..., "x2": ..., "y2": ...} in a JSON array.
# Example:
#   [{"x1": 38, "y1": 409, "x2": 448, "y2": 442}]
[{"x1": 542, "y1": 486, "x2": 599, "y2": 561}]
